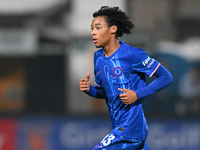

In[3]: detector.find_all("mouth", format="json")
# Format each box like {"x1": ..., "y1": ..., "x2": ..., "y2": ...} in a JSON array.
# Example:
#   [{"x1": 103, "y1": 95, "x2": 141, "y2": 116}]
[{"x1": 92, "y1": 38, "x2": 97, "y2": 44}]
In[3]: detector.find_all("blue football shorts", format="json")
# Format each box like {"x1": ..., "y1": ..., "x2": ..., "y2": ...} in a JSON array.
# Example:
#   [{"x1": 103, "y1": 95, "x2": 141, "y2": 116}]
[{"x1": 92, "y1": 127, "x2": 149, "y2": 150}]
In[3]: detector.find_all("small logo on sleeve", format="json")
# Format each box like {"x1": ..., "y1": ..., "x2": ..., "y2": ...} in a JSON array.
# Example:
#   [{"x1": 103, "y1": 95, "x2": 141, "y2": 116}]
[
  {"x1": 113, "y1": 66, "x2": 123, "y2": 77},
  {"x1": 142, "y1": 57, "x2": 155, "y2": 68}
]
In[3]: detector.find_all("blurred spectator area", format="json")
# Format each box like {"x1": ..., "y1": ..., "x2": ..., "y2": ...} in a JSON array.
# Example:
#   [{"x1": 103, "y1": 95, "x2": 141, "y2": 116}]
[{"x1": 0, "y1": 0, "x2": 71, "y2": 115}]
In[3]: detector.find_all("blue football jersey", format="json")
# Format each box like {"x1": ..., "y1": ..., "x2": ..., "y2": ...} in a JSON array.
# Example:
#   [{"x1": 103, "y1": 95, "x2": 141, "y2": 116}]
[{"x1": 92, "y1": 41, "x2": 160, "y2": 141}]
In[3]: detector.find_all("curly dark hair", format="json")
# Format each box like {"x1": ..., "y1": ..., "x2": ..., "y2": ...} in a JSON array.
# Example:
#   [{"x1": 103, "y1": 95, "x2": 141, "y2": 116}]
[{"x1": 93, "y1": 6, "x2": 135, "y2": 38}]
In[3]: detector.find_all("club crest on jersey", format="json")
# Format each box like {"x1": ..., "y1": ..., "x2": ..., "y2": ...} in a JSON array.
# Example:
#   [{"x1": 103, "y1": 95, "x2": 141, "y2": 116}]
[{"x1": 113, "y1": 66, "x2": 123, "y2": 77}]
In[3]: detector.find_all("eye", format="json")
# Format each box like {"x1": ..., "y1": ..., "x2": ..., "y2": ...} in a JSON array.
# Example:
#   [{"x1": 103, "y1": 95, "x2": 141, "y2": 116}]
[
  {"x1": 91, "y1": 27, "x2": 93, "y2": 30},
  {"x1": 96, "y1": 27, "x2": 100, "y2": 30}
]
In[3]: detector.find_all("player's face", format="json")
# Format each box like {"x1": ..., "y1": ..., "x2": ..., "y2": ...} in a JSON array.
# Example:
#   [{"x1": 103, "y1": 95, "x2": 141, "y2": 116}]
[{"x1": 91, "y1": 16, "x2": 112, "y2": 48}]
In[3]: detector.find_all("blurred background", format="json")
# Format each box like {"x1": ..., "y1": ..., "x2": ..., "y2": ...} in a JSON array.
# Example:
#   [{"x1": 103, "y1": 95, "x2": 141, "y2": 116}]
[{"x1": 0, "y1": 0, "x2": 200, "y2": 150}]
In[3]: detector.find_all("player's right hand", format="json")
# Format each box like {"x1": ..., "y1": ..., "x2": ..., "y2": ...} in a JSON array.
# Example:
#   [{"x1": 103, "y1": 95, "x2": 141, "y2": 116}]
[{"x1": 79, "y1": 72, "x2": 91, "y2": 92}]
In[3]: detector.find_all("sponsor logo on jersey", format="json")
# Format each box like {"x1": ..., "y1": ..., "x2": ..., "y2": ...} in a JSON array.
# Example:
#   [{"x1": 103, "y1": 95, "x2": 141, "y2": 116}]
[
  {"x1": 142, "y1": 57, "x2": 155, "y2": 68},
  {"x1": 113, "y1": 66, "x2": 123, "y2": 77}
]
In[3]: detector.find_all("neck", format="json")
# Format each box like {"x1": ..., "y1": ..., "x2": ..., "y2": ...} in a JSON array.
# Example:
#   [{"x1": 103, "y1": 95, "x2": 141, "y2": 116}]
[{"x1": 103, "y1": 40, "x2": 120, "y2": 57}]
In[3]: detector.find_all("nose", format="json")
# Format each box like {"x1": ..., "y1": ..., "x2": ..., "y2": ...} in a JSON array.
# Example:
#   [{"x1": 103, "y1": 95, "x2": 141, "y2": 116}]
[{"x1": 91, "y1": 29, "x2": 95, "y2": 35}]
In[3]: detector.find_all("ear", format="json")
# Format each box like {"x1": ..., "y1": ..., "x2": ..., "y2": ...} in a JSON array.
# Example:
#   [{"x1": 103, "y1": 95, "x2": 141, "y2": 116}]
[{"x1": 110, "y1": 25, "x2": 117, "y2": 34}]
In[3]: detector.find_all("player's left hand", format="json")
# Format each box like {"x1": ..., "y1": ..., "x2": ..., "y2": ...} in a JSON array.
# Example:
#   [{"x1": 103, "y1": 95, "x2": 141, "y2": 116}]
[{"x1": 118, "y1": 88, "x2": 138, "y2": 105}]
